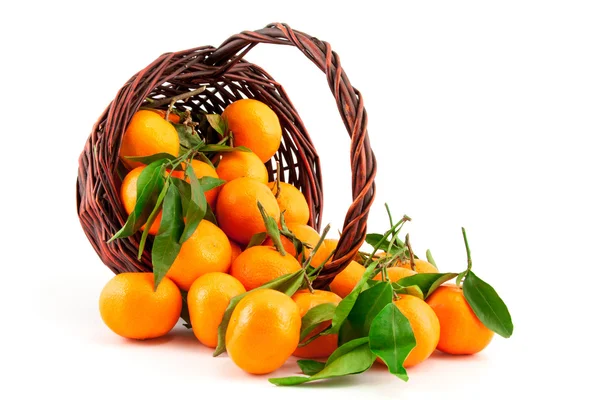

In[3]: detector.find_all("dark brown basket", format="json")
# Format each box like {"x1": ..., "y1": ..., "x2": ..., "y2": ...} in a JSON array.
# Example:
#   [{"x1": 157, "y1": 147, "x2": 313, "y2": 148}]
[{"x1": 76, "y1": 23, "x2": 376, "y2": 288}]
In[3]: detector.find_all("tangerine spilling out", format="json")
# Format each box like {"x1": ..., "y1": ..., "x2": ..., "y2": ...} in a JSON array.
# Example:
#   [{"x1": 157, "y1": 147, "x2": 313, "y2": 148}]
[
  {"x1": 292, "y1": 289, "x2": 342, "y2": 359},
  {"x1": 99, "y1": 273, "x2": 181, "y2": 340},
  {"x1": 426, "y1": 284, "x2": 494, "y2": 355},
  {"x1": 226, "y1": 289, "x2": 301, "y2": 375}
]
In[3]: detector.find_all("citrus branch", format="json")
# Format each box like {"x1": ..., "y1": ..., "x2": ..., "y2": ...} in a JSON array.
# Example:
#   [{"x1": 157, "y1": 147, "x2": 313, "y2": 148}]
[{"x1": 146, "y1": 86, "x2": 207, "y2": 108}]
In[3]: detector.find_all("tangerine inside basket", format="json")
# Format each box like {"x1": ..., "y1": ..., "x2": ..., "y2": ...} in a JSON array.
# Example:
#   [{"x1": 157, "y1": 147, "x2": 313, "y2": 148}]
[{"x1": 76, "y1": 23, "x2": 376, "y2": 288}]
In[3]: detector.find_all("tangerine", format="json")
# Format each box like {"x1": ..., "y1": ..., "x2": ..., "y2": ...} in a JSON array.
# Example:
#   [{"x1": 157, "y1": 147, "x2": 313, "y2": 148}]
[
  {"x1": 216, "y1": 177, "x2": 280, "y2": 245},
  {"x1": 120, "y1": 166, "x2": 161, "y2": 235},
  {"x1": 171, "y1": 159, "x2": 220, "y2": 210},
  {"x1": 215, "y1": 151, "x2": 268, "y2": 184},
  {"x1": 230, "y1": 245, "x2": 301, "y2": 291},
  {"x1": 187, "y1": 272, "x2": 246, "y2": 348},
  {"x1": 166, "y1": 220, "x2": 232, "y2": 291},
  {"x1": 269, "y1": 181, "x2": 310, "y2": 225},
  {"x1": 119, "y1": 110, "x2": 180, "y2": 169},
  {"x1": 99, "y1": 273, "x2": 181, "y2": 340},
  {"x1": 226, "y1": 289, "x2": 301, "y2": 374},
  {"x1": 221, "y1": 99, "x2": 282, "y2": 163},
  {"x1": 329, "y1": 261, "x2": 366, "y2": 298},
  {"x1": 426, "y1": 284, "x2": 494, "y2": 355},
  {"x1": 292, "y1": 290, "x2": 342, "y2": 359},
  {"x1": 391, "y1": 295, "x2": 440, "y2": 367}
]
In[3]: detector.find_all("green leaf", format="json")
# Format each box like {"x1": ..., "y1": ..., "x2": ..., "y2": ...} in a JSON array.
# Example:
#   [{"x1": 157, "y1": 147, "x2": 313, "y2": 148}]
[
  {"x1": 179, "y1": 164, "x2": 208, "y2": 244},
  {"x1": 213, "y1": 270, "x2": 305, "y2": 357},
  {"x1": 171, "y1": 178, "x2": 191, "y2": 215},
  {"x1": 151, "y1": 184, "x2": 185, "y2": 289},
  {"x1": 246, "y1": 232, "x2": 267, "y2": 248},
  {"x1": 195, "y1": 152, "x2": 215, "y2": 168},
  {"x1": 393, "y1": 284, "x2": 425, "y2": 300},
  {"x1": 369, "y1": 303, "x2": 416, "y2": 381},
  {"x1": 463, "y1": 271, "x2": 513, "y2": 338},
  {"x1": 199, "y1": 144, "x2": 251, "y2": 153},
  {"x1": 365, "y1": 233, "x2": 399, "y2": 253},
  {"x1": 395, "y1": 272, "x2": 458, "y2": 299},
  {"x1": 269, "y1": 337, "x2": 376, "y2": 386},
  {"x1": 326, "y1": 261, "x2": 379, "y2": 335},
  {"x1": 362, "y1": 279, "x2": 380, "y2": 291},
  {"x1": 257, "y1": 201, "x2": 286, "y2": 255},
  {"x1": 299, "y1": 302, "x2": 337, "y2": 341},
  {"x1": 137, "y1": 180, "x2": 170, "y2": 259},
  {"x1": 205, "y1": 114, "x2": 228, "y2": 137},
  {"x1": 280, "y1": 217, "x2": 305, "y2": 258},
  {"x1": 197, "y1": 176, "x2": 226, "y2": 192},
  {"x1": 173, "y1": 123, "x2": 202, "y2": 148},
  {"x1": 297, "y1": 360, "x2": 326, "y2": 376},
  {"x1": 426, "y1": 249, "x2": 437, "y2": 268},
  {"x1": 123, "y1": 153, "x2": 178, "y2": 166},
  {"x1": 338, "y1": 281, "x2": 394, "y2": 345},
  {"x1": 324, "y1": 337, "x2": 372, "y2": 367},
  {"x1": 108, "y1": 161, "x2": 165, "y2": 242},
  {"x1": 204, "y1": 205, "x2": 218, "y2": 225},
  {"x1": 268, "y1": 376, "x2": 311, "y2": 386}
]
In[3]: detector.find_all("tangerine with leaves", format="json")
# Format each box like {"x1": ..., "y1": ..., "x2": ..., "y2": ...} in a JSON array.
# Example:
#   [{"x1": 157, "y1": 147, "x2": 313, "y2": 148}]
[
  {"x1": 230, "y1": 245, "x2": 302, "y2": 291},
  {"x1": 215, "y1": 150, "x2": 268, "y2": 184},
  {"x1": 165, "y1": 220, "x2": 232, "y2": 291},
  {"x1": 171, "y1": 159, "x2": 220, "y2": 210},
  {"x1": 226, "y1": 288, "x2": 301, "y2": 375},
  {"x1": 187, "y1": 272, "x2": 246, "y2": 348},
  {"x1": 269, "y1": 181, "x2": 310, "y2": 225},
  {"x1": 426, "y1": 284, "x2": 494, "y2": 355},
  {"x1": 292, "y1": 289, "x2": 342, "y2": 359},
  {"x1": 216, "y1": 177, "x2": 280, "y2": 245},
  {"x1": 99, "y1": 273, "x2": 182, "y2": 340},
  {"x1": 119, "y1": 110, "x2": 180, "y2": 169},
  {"x1": 221, "y1": 99, "x2": 282, "y2": 163},
  {"x1": 120, "y1": 166, "x2": 162, "y2": 235},
  {"x1": 390, "y1": 295, "x2": 440, "y2": 367},
  {"x1": 329, "y1": 260, "x2": 366, "y2": 298}
]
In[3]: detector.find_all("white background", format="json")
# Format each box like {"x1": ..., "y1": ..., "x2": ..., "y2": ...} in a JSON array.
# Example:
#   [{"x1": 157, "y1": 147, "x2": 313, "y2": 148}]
[{"x1": 2, "y1": 1, "x2": 599, "y2": 398}]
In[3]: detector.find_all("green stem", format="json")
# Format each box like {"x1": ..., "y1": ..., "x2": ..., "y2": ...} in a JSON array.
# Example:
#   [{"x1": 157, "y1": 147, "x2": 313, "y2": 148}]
[
  {"x1": 303, "y1": 224, "x2": 331, "y2": 270},
  {"x1": 405, "y1": 233, "x2": 416, "y2": 271},
  {"x1": 216, "y1": 134, "x2": 231, "y2": 146},
  {"x1": 462, "y1": 227, "x2": 472, "y2": 272},
  {"x1": 365, "y1": 218, "x2": 407, "y2": 266},
  {"x1": 387, "y1": 216, "x2": 410, "y2": 255},
  {"x1": 455, "y1": 227, "x2": 473, "y2": 287},
  {"x1": 385, "y1": 203, "x2": 395, "y2": 230},
  {"x1": 382, "y1": 266, "x2": 389, "y2": 282}
]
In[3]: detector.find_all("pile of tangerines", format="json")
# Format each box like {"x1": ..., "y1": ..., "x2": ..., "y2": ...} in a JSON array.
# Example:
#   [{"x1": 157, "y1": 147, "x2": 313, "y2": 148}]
[{"x1": 99, "y1": 95, "x2": 513, "y2": 386}]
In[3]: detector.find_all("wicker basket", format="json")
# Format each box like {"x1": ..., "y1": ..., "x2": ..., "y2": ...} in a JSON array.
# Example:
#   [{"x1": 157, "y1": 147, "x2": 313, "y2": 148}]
[{"x1": 76, "y1": 23, "x2": 376, "y2": 288}]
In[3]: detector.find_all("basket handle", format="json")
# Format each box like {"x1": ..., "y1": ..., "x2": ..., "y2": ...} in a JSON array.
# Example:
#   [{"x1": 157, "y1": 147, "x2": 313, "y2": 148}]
[{"x1": 207, "y1": 23, "x2": 377, "y2": 287}]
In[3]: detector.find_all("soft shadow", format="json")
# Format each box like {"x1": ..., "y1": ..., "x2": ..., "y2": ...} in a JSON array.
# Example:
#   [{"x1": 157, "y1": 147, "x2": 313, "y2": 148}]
[
  {"x1": 429, "y1": 350, "x2": 489, "y2": 362},
  {"x1": 110, "y1": 323, "x2": 203, "y2": 350},
  {"x1": 123, "y1": 333, "x2": 178, "y2": 347}
]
